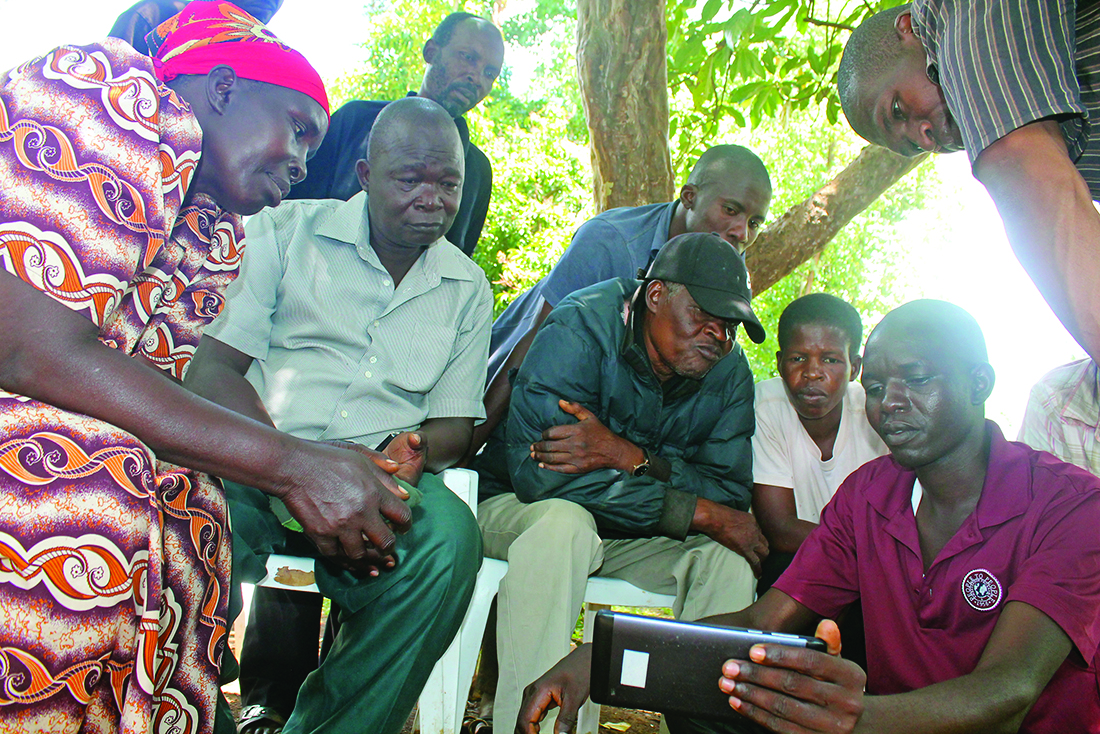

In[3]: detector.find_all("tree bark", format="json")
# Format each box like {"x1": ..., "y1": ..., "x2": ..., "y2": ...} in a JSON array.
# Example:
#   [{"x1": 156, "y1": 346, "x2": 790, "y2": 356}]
[
  {"x1": 746, "y1": 145, "x2": 928, "y2": 294},
  {"x1": 576, "y1": 0, "x2": 674, "y2": 212}
]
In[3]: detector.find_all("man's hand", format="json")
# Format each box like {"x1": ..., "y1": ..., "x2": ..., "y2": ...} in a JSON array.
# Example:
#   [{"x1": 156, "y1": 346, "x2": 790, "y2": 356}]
[
  {"x1": 383, "y1": 431, "x2": 428, "y2": 486},
  {"x1": 516, "y1": 644, "x2": 593, "y2": 734},
  {"x1": 692, "y1": 498, "x2": 769, "y2": 577},
  {"x1": 530, "y1": 399, "x2": 639, "y2": 475},
  {"x1": 719, "y1": 619, "x2": 865, "y2": 733},
  {"x1": 278, "y1": 440, "x2": 414, "y2": 575}
]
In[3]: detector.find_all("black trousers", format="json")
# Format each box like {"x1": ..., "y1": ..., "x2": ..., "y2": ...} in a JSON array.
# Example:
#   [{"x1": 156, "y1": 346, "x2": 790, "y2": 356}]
[{"x1": 238, "y1": 586, "x2": 324, "y2": 719}]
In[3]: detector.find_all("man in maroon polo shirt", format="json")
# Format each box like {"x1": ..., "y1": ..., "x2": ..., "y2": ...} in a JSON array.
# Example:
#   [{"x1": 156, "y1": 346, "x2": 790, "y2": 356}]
[{"x1": 515, "y1": 299, "x2": 1100, "y2": 734}]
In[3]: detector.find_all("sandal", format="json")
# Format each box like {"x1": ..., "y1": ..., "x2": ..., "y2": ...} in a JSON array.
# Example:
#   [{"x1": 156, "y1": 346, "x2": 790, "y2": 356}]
[
  {"x1": 461, "y1": 714, "x2": 492, "y2": 733},
  {"x1": 237, "y1": 705, "x2": 287, "y2": 734}
]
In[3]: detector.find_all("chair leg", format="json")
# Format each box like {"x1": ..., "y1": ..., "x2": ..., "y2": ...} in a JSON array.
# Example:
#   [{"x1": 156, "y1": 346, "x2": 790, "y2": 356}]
[
  {"x1": 418, "y1": 558, "x2": 509, "y2": 734},
  {"x1": 577, "y1": 602, "x2": 608, "y2": 734}
]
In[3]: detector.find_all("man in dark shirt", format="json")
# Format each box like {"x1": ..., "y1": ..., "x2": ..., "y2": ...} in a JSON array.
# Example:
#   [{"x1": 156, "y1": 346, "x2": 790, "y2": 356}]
[{"x1": 288, "y1": 11, "x2": 504, "y2": 256}]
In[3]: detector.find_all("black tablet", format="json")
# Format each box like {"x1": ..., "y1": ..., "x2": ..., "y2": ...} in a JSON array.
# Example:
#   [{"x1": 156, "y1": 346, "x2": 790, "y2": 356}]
[{"x1": 590, "y1": 610, "x2": 827, "y2": 722}]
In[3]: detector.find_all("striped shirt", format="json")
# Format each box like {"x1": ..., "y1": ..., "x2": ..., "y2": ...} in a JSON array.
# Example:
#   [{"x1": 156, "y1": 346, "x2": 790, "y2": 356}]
[
  {"x1": 912, "y1": 0, "x2": 1100, "y2": 195},
  {"x1": 205, "y1": 192, "x2": 492, "y2": 448},
  {"x1": 1018, "y1": 358, "x2": 1100, "y2": 475}
]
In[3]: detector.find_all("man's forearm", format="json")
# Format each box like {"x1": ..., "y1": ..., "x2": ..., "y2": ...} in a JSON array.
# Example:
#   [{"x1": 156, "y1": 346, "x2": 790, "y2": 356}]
[
  {"x1": 975, "y1": 120, "x2": 1100, "y2": 362},
  {"x1": 183, "y1": 336, "x2": 274, "y2": 428},
  {"x1": 418, "y1": 417, "x2": 474, "y2": 473}
]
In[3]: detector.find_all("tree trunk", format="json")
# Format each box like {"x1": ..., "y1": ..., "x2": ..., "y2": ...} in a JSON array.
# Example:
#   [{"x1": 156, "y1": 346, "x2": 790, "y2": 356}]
[
  {"x1": 746, "y1": 146, "x2": 928, "y2": 294},
  {"x1": 576, "y1": 0, "x2": 674, "y2": 212}
]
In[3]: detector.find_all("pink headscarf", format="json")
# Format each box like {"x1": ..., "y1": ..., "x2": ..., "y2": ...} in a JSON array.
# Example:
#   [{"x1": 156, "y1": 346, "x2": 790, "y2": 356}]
[{"x1": 147, "y1": 1, "x2": 329, "y2": 117}]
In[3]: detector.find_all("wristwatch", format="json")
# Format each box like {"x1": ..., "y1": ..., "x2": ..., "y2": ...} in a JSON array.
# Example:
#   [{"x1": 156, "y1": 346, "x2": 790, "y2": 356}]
[{"x1": 631, "y1": 448, "x2": 651, "y2": 477}]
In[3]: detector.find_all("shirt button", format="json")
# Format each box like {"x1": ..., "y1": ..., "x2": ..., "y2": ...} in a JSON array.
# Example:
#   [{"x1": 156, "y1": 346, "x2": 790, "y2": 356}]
[
  {"x1": 369, "y1": 356, "x2": 377, "y2": 363},
  {"x1": 364, "y1": 371, "x2": 372, "y2": 378},
  {"x1": 340, "y1": 410, "x2": 348, "y2": 418},
  {"x1": 383, "y1": 279, "x2": 391, "y2": 287},
  {"x1": 373, "y1": 321, "x2": 380, "y2": 328}
]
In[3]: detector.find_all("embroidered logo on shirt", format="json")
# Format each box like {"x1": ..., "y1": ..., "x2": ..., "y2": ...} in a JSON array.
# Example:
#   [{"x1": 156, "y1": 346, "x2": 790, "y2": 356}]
[{"x1": 961, "y1": 568, "x2": 1002, "y2": 611}]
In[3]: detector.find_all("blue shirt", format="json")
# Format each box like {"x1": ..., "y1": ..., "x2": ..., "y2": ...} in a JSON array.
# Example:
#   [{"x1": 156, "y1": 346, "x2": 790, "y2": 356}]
[{"x1": 487, "y1": 200, "x2": 677, "y2": 384}]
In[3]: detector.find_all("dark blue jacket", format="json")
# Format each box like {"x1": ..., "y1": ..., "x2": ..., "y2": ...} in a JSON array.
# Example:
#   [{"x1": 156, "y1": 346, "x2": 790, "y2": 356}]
[{"x1": 475, "y1": 277, "x2": 755, "y2": 540}]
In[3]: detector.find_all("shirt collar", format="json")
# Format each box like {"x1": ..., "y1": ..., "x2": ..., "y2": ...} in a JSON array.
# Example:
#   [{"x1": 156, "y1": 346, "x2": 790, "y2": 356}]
[
  {"x1": 314, "y1": 190, "x2": 475, "y2": 283},
  {"x1": 647, "y1": 200, "x2": 681, "y2": 267},
  {"x1": 866, "y1": 421, "x2": 1031, "y2": 530}
]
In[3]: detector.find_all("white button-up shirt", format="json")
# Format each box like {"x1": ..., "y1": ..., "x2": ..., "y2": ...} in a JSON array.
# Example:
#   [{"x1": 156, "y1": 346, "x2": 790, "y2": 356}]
[{"x1": 204, "y1": 192, "x2": 492, "y2": 448}]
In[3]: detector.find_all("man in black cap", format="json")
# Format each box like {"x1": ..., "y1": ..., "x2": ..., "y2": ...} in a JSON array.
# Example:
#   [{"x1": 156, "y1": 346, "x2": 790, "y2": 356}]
[{"x1": 472, "y1": 232, "x2": 769, "y2": 733}]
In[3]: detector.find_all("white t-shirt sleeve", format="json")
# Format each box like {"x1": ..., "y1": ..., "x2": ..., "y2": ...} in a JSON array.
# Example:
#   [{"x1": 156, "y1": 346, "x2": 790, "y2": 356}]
[{"x1": 752, "y1": 378, "x2": 796, "y2": 489}]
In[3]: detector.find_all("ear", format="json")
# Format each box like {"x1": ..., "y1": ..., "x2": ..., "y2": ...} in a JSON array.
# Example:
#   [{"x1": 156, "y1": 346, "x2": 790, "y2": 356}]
[
  {"x1": 969, "y1": 363, "x2": 995, "y2": 405},
  {"x1": 775, "y1": 349, "x2": 783, "y2": 373},
  {"x1": 355, "y1": 158, "x2": 370, "y2": 193},
  {"x1": 645, "y1": 280, "x2": 663, "y2": 314},
  {"x1": 850, "y1": 354, "x2": 862, "y2": 381},
  {"x1": 679, "y1": 184, "x2": 696, "y2": 210},
  {"x1": 204, "y1": 65, "x2": 240, "y2": 115},
  {"x1": 895, "y1": 10, "x2": 914, "y2": 36},
  {"x1": 423, "y1": 38, "x2": 439, "y2": 65}
]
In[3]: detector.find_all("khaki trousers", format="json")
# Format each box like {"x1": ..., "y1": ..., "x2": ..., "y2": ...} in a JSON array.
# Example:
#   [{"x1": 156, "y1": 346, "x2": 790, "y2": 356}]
[{"x1": 479, "y1": 494, "x2": 756, "y2": 733}]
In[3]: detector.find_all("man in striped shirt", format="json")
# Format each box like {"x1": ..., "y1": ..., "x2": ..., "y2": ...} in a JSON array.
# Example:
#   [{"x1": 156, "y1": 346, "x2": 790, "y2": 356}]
[
  {"x1": 837, "y1": 1, "x2": 1100, "y2": 368},
  {"x1": 185, "y1": 97, "x2": 491, "y2": 734}
]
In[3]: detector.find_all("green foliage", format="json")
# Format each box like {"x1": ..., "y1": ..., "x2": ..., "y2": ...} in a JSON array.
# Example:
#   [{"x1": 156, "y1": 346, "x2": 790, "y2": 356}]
[
  {"x1": 666, "y1": 0, "x2": 909, "y2": 169},
  {"x1": 328, "y1": 0, "x2": 494, "y2": 106},
  {"x1": 328, "y1": 0, "x2": 935, "y2": 379}
]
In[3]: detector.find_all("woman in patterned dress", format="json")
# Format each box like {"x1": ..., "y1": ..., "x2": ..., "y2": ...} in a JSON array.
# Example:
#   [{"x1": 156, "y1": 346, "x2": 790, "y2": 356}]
[{"x1": 0, "y1": 4, "x2": 411, "y2": 732}]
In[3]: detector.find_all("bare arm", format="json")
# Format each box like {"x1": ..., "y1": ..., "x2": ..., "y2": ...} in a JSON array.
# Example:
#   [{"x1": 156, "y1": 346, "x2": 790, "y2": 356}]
[
  {"x1": 752, "y1": 483, "x2": 819, "y2": 554},
  {"x1": 1, "y1": 270, "x2": 408, "y2": 566},
  {"x1": 975, "y1": 119, "x2": 1100, "y2": 362},
  {"x1": 725, "y1": 601, "x2": 1072, "y2": 734},
  {"x1": 465, "y1": 299, "x2": 554, "y2": 461},
  {"x1": 184, "y1": 334, "x2": 273, "y2": 427}
]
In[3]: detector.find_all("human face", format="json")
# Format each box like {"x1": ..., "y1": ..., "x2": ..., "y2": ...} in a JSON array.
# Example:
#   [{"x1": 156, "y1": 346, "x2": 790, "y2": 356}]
[
  {"x1": 854, "y1": 13, "x2": 962, "y2": 156},
  {"x1": 194, "y1": 76, "x2": 327, "y2": 215},
  {"x1": 860, "y1": 326, "x2": 985, "y2": 470},
  {"x1": 644, "y1": 282, "x2": 736, "y2": 382},
  {"x1": 419, "y1": 20, "x2": 505, "y2": 118},
  {"x1": 777, "y1": 323, "x2": 858, "y2": 422},
  {"x1": 360, "y1": 123, "x2": 463, "y2": 249},
  {"x1": 681, "y1": 175, "x2": 771, "y2": 251}
]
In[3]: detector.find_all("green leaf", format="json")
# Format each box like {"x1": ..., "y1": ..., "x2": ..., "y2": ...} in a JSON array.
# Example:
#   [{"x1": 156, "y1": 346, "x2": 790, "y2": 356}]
[
  {"x1": 742, "y1": 48, "x2": 767, "y2": 79},
  {"x1": 692, "y1": 52, "x2": 717, "y2": 108},
  {"x1": 723, "y1": 8, "x2": 755, "y2": 47},
  {"x1": 701, "y1": 0, "x2": 725, "y2": 23}
]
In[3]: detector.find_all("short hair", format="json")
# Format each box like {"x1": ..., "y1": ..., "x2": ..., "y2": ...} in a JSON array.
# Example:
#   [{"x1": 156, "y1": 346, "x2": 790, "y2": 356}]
[
  {"x1": 777, "y1": 293, "x2": 863, "y2": 360},
  {"x1": 686, "y1": 144, "x2": 772, "y2": 193},
  {"x1": 837, "y1": 4, "x2": 910, "y2": 137},
  {"x1": 431, "y1": 12, "x2": 496, "y2": 49},
  {"x1": 366, "y1": 96, "x2": 460, "y2": 164},
  {"x1": 872, "y1": 299, "x2": 988, "y2": 366}
]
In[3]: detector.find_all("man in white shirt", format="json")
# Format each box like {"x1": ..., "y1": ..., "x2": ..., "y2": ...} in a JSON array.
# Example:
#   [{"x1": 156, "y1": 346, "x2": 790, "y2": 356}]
[
  {"x1": 751, "y1": 293, "x2": 886, "y2": 603},
  {"x1": 185, "y1": 97, "x2": 492, "y2": 734}
]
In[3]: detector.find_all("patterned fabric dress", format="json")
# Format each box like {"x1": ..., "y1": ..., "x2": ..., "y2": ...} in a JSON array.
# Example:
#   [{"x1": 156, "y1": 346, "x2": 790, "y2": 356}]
[{"x1": 0, "y1": 39, "x2": 243, "y2": 733}]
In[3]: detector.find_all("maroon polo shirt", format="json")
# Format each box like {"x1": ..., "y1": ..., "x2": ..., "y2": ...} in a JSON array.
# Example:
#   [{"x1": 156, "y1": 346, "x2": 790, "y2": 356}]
[{"x1": 774, "y1": 422, "x2": 1100, "y2": 733}]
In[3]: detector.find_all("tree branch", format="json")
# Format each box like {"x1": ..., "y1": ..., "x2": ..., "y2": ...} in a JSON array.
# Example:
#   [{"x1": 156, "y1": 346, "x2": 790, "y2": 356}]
[{"x1": 803, "y1": 16, "x2": 855, "y2": 31}]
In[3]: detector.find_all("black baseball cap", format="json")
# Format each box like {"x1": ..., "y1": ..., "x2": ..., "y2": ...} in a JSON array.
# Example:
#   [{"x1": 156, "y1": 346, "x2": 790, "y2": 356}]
[{"x1": 644, "y1": 232, "x2": 766, "y2": 344}]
